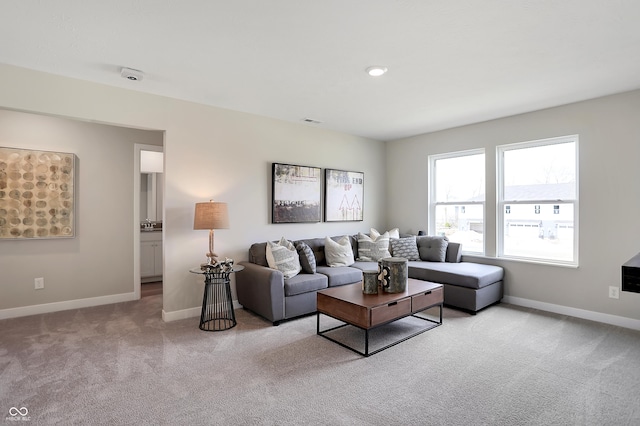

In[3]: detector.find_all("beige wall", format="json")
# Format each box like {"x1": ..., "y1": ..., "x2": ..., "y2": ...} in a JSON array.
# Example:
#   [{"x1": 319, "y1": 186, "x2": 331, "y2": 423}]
[
  {"x1": 0, "y1": 63, "x2": 386, "y2": 320},
  {"x1": 0, "y1": 109, "x2": 162, "y2": 310},
  {"x1": 386, "y1": 89, "x2": 640, "y2": 323}
]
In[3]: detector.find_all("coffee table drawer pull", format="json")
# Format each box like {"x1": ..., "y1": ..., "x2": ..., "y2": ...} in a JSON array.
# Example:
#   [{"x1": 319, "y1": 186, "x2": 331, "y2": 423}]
[
  {"x1": 412, "y1": 287, "x2": 444, "y2": 312},
  {"x1": 388, "y1": 301, "x2": 397, "y2": 306}
]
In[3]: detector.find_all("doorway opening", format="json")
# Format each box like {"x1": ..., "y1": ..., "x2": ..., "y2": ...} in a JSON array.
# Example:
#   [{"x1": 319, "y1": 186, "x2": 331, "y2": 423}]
[{"x1": 135, "y1": 143, "x2": 164, "y2": 300}]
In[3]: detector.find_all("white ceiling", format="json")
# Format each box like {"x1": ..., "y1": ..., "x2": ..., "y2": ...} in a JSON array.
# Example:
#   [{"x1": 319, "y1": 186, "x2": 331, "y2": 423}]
[{"x1": 1, "y1": 1, "x2": 639, "y2": 141}]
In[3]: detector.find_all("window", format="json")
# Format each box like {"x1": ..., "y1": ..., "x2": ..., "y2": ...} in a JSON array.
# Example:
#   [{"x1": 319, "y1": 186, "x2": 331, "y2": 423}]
[
  {"x1": 429, "y1": 150, "x2": 485, "y2": 254},
  {"x1": 497, "y1": 136, "x2": 578, "y2": 265}
]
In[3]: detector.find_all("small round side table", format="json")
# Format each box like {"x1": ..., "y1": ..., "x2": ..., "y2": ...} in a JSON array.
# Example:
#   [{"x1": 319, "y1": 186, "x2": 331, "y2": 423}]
[{"x1": 190, "y1": 265, "x2": 244, "y2": 331}]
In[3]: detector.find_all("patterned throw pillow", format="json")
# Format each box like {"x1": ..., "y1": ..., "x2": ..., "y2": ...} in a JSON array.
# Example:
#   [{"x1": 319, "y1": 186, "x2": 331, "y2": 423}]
[
  {"x1": 357, "y1": 232, "x2": 391, "y2": 261},
  {"x1": 266, "y1": 237, "x2": 301, "y2": 279},
  {"x1": 296, "y1": 241, "x2": 317, "y2": 274},
  {"x1": 324, "y1": 236, "x2": 355, "y2": 267},
  {"x1": 390, "y1": 236, "x2": 420, "y2": 261}
]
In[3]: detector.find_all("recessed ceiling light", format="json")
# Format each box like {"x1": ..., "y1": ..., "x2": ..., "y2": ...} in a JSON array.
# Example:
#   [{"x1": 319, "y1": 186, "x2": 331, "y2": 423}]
[{"x1": 366, "y1": 66, "x2": 388, "y2": 77}]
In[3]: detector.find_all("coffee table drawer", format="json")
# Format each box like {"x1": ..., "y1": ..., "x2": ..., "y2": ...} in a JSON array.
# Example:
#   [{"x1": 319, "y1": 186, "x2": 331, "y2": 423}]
[
  {"x1": 370, "y1": 297, "x2": 411, "y2": 327},
  {"x1": 412, "y1": 287, "x2": 443, "y2": 312}
]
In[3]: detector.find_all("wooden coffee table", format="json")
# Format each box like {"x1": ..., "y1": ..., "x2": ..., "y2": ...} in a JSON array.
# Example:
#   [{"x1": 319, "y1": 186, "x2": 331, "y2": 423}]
[{"x1": 317, "y1": 278, "x2": 443, "y2": 356}]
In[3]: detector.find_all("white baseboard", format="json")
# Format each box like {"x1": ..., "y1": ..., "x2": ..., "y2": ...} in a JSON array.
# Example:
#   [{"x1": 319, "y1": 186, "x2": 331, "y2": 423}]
[
  {"x1": 162, "y1": 306, "x2": 200, "y2": 322},
  {"x1": 0, "y1": 292, "x2": 137, "y2": 320},
  {"x1": 503, "y1": 296, "x2": 640, "y2": 331},
  {"x1": 162, "y1": 300, "x2": 242, "y2": 322}
]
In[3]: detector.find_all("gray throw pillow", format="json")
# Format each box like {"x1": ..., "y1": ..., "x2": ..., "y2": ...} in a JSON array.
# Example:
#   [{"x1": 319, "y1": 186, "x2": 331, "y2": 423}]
[
  {"x1": 417, "y1": 235, "x2": 449, "y2": 262},
  {"x1": 296, "y1": 241, "x2": 317, "y2": 274},
  {"x1": 389, "y1": 236, "x2": 420, "y2": 261}
]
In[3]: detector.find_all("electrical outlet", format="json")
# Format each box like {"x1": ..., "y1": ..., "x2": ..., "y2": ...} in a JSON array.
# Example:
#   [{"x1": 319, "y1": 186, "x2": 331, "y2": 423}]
[
  {"x1": 35, "y1": 277, "x2": 44, "y2": 290},
  {"x1": 608, "y1": 286, "x2": 619, "y2": 299}
]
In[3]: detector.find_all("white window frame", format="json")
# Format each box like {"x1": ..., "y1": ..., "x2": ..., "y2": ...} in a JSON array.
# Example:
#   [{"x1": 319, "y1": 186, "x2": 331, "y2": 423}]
[
  {"x1": 428, "y1": 149, "x2": 485, "y2": 255},
  {"x1": 497, "y1": 135, "x2": 579, "y2": 266}
]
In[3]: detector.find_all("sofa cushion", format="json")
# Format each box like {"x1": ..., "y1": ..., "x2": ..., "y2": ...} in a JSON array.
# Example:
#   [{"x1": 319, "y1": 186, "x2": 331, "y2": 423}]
[
  {"x1": 297, "y1": 238, "x2": 327, "y2": 266},
  {"x1": 249, "y1": 242, "x2": 269, "y2": 267},
  {"x1": 371, "y1": 227, "x2": 400, "y2": 239},
  {"x1": 266, "y1": 238, "x2": 301, "y2": 279},
  {"x1": 417, "y1": 236, "x2": 449, "y2": 262},
  {"x1": 408, "y1": 261, "x2": 504, "y2": 289},
  {"x1": 357, "y1": 232, "x2": 391, "y2": 261},
  {"x1": 296, "y1": 241, "x2": 317, "y2": 274},
  {"x1": 351, "y1": 260, "x2": 380, "y2": 272},
  {"x1": 445, "y1": 242, "x2": 463, "y2": 263},
  {"x1": 284, "y1": 273, "x2": 328, "y2": 296},
  {"x1": 325, "y1": 236, "x2": 355, "y2": 267},
  {"x1": 390, "y1": 236, "x2": 420, "y2": 261},
  {"x1": 316, "y1": 266, "x2": 363, "y2": 287}
]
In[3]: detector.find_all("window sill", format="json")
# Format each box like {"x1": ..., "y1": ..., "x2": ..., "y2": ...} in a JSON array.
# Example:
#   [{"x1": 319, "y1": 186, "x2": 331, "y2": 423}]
[{"x1": 462, "y1": 253, "x2": 579, "y2": 269}]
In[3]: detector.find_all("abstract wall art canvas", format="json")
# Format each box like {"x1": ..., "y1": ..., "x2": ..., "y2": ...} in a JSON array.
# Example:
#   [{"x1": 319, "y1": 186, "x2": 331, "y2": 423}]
[
  {"x1": 325, "y1": 169, "x2": 364, "y2": 222},
  {"x1": 0, "y1": 147, "x2": 76, "y2": 239},
  {"x1": 272, "y1": 163, "x2": 321, "y2": 223}
]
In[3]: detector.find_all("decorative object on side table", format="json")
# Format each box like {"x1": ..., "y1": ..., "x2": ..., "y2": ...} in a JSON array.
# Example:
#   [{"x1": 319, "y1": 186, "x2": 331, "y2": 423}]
[
  {"x1": 193, "y1": 200, "x2": 229, "y2": 266},
  {"x1": 190, "y1": 261, "x2": 244, "y2": 331}
]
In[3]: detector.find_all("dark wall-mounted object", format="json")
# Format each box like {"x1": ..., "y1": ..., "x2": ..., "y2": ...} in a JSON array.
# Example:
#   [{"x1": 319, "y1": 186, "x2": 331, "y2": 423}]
[
  {"x1": 272, "y1": 163, "x2": 321, "y2": 223},
  {"x1": 622, "y1": 252, "x2": 640, "y2": 293}
]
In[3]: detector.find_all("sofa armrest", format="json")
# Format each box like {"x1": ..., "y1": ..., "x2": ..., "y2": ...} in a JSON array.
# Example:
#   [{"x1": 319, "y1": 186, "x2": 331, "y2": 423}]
[
  {"x1": 446, "y1": 242, "x2": 462, "y2": 263},
  {"x1": 236, "y1": 261, "x2": 285, "y2": 324}
]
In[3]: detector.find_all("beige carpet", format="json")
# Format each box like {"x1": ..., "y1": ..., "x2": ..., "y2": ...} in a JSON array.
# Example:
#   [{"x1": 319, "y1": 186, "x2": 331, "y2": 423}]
[{"x1": 1, "y1": 295, "x2": 639, "y2": 425}]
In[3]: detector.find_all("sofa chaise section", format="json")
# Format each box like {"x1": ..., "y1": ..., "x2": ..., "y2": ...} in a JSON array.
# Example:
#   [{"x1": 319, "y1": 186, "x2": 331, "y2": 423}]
[{"x1": 407, "y1": 260, "x2": 504, "y2": 313}]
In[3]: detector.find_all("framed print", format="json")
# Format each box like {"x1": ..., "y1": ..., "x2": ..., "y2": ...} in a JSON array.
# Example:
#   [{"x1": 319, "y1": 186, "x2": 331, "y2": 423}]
[
  {"x1": 324, "y1": 169, "x2": 363, "y2": 222},
  {"x1": 272, "y1": 163, "x2": 321, "y2": 223},
  {"x1": 0, "y1": 147, "x2": 76, "y2": 239}
]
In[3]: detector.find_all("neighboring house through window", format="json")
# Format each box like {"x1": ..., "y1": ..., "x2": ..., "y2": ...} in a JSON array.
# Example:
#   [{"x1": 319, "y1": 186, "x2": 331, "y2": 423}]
[
  {"x1": 497, "y1": 135, "x2": 578, "y2": 265},
  {"x1": 428, "y1": 150, "x2": 485, "y2": 254}
]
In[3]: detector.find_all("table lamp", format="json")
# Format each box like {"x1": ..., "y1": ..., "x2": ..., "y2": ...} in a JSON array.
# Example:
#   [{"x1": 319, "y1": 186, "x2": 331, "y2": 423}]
[{"x1": 193, "y1": 200, "x2": 229, "y2": 265}]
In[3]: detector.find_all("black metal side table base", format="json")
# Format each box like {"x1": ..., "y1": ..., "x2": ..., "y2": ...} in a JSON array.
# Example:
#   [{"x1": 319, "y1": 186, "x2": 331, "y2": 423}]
[
  {"x1": 200, "y1": 318, "x2": 236, "y2": 332},
  {"x1": 199, "y1": 273, "x2": 236, "y2": 331},
  {"x1": 190, "y1": 266, "x2": 244, "y2": 332}
]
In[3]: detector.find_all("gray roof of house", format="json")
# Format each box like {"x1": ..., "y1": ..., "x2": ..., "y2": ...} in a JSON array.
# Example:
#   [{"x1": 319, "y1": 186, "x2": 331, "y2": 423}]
[{"x1": 504, "y1": 183, "x2": 576, "y2": 201}]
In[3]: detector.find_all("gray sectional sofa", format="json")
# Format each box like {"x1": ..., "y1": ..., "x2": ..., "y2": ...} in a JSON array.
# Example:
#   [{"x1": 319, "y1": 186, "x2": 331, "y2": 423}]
[{"x1": 236, "y1": 234, "x2": 504, "y2": 325}]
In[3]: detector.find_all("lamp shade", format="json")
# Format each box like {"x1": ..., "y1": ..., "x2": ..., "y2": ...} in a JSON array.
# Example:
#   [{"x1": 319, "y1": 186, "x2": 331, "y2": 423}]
[{"x1": 194, "y1": 201, "x2": 229, "y2": 230}]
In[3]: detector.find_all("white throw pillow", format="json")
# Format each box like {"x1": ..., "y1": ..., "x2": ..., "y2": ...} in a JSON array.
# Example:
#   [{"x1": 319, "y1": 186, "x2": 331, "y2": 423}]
[
  {"x1": 324, "y1": 236, "x2": 355, "y2": 267},
  {"x1": 266, "y1": 237, "x2": 301, "y2": 279},
  {"x1": 370, "y1": 227, "x2": 400, "y2": 240},
  {"x1": 357, "y1": 231, "x2": 391, "y2": 261}
]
